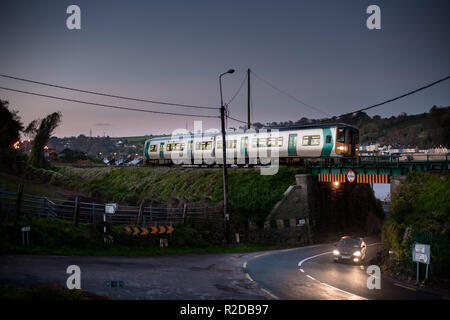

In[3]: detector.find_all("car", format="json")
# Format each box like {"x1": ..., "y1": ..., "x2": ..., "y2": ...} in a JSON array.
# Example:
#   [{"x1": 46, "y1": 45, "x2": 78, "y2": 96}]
[{"x1": 333, "y1": 236, "x2": 367, "y2": 264}]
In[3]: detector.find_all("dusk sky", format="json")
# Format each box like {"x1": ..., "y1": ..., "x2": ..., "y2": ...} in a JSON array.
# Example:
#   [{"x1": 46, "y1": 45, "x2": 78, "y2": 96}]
[{"x1": 0, "y1": 0, "x2": 449, "y2": 138}]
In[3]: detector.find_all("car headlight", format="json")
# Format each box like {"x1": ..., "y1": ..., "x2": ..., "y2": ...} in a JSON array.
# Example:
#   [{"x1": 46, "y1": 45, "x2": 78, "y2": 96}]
[
  {"x1": 333, "y1": 250, "x2": 340, "y2": 255},
  {"x1": 353, "y1": 251, "x2": 361, "y2": 257}
]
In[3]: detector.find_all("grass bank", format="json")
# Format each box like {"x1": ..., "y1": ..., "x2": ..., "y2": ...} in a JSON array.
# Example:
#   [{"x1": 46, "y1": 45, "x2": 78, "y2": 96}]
[{"x1": 54, "y1": 166, "x2": 307, "y2": 224}]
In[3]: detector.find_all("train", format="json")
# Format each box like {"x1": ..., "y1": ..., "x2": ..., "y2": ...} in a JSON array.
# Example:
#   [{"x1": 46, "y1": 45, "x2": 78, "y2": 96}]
[{"x1": 143, "y1": 123, "x2": 359, "y2": 165}]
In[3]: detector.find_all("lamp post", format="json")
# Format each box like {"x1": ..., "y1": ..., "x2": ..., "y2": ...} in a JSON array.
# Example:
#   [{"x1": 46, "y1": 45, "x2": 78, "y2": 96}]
[{"x1": 219, "y1": 69, "x2": 234, "y2": 244}]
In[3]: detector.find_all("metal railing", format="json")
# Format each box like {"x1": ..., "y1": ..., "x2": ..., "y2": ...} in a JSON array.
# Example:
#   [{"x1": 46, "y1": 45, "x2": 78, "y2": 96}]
[{"x1": 0, "y1": 190, "x2": 223, "y2": 226}]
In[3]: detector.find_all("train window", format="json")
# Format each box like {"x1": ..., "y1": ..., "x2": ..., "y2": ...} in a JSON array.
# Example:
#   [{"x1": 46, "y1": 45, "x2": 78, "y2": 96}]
[
  {"x1": 201, "y1": 141, "x2": 212, "y2": 150},
  {"x1": 302, "y1": 135, "x2": 320, "y2": 146},
  {"x1": 216, "y1": 141, "x2": 222, "y2": 149},
  {"x1": 188, "y1": 141, "x2": 193, "y2": 150},
  {"x1": 150, "y1": 145, "x2": 157, "y2": 152},
  {"x1": 259, "y1": 138, "x2": 267, "y2": 147},
  {"x1": 226, "y1": 140, "x2": 236, "y2": 149},
  {"x1": 278, "y1": 137, "x2": 283, "y2": 147},
  {"x1": 167, "y1": 144, "x2": 173, "y2": 151},
  {"x1": 268, "y1": 138, "x2": 277, "y2": 147},
  {"x1": 251, "y1": 138, "x2": 258, "y2": 148},
  {"x1": 337, "y1": 128, "x2": 345, "y2": 142},
  {"x1": 160, "y1": 145, "x2": 165, "y2": 151},
  {"x1": 326, "y1": 135, "x2": 332, "y2": 144},
  {"x1": 302, "y1": 136, "x2": 310, "y2": 146},
  {"x1": 311, "y1": 135, "x2": 320, "y2": 145},
  {"x1": 196, "y1": 142, "x2": 202, "y2": 150}
]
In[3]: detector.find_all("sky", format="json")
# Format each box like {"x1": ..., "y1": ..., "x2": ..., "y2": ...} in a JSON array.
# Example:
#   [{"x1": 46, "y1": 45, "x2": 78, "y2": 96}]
[{"x1": 0, "y1": 0, "x2": 449, "y2": 138}]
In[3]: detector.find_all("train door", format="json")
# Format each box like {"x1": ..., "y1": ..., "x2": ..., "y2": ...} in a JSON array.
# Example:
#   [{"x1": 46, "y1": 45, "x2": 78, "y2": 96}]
[
  {"x1": 344, "y1": 129, "x2": 357, "y2": 157},
  {"x1": 144, "y1": 141, "x2": 150, "y2": 159},
  {"x1": 321, "y1": 128, "x2": 333, "y2": 157},
  {"x1": 288, "y1": 134, "x2": 298, "y2": 156},
  {"x1": 187, "y1": 140, "x2": 193, "y2": 159},
  {"x1": 240, "y1": 136, "x2": 248, "y2": 158},
  {"x1": 159, "y1": 142, "x2": 165, "y2": 159}
]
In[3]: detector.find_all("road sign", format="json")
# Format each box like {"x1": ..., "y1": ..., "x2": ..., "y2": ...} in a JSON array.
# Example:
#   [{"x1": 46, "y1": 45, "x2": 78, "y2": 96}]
[
  {"x1": 125, "y1": 225, "x2": 174, "y2": 236},
  {"x1": 21, "y1": 226, "x2": 30, "y2": 248},
  {"x1": 105, "y1": 203, "x2": 118, "y2": 214},
  {"x1": 413, "y1": 243, "x2": 431, "y2": 282},
  {"x1": 413, "y1": 243, "x2": 430, "y2": 264},
  {"x1": 297, "y1": 219, "x2": 306, "y2": 226},
  {"x1": 346, "y1": 170, "x2": 356, "y2": 183}
]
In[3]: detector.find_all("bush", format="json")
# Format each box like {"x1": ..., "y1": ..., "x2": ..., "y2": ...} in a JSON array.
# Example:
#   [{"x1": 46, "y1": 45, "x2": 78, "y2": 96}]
[{"x1": 382, "y1": 172, "x2": 450, "y2": 280}]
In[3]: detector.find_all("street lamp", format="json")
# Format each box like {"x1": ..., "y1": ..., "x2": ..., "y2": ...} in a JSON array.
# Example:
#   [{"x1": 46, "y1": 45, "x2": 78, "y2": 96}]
[{"x1": 219, "y1": 68, "x2": 234, "y2": 244}]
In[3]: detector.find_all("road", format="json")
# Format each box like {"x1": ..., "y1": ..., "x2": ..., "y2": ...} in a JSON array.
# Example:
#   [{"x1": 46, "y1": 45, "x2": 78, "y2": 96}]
[
  {"x1": 245, "y1": 240, "x2": 449, "y2": 300},
  {"x1": 0, "y1": 242, "x2": 448, "y2": 299}
]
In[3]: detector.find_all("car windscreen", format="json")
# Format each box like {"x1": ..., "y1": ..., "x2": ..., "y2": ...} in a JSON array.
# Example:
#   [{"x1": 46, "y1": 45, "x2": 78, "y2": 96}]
[{"x1": 338, "y1": 239, "x2": 360, "y2": 248}]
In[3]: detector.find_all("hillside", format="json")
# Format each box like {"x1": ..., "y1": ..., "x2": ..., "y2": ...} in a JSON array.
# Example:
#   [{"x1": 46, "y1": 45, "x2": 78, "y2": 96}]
[{"x1": 253, "y1": 106, "x2": 450, "y2": 148}]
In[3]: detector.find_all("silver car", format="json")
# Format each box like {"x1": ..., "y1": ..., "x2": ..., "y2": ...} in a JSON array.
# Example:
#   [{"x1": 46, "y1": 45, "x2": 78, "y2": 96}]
[{"x1": 333, "y1": 236, "x2": 367, "y2": 264}]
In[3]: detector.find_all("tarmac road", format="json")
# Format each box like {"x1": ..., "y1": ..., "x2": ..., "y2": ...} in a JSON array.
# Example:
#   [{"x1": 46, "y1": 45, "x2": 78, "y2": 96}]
[
  {"x1": 245, "y1": 240, "x2": 449, "y2": 300},
  {"x1": 1, "y1": 241, "x2": 448, "y2": 300}
]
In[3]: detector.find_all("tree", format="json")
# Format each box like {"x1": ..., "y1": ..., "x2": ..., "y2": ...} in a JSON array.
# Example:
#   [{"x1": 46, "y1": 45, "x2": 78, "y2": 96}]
[
  {"x1": 0, "y1": 99, "x2": 23, "y2": 151},
  {"x1": 28, "y1": 112, "x2": 62, "y2": 168}
]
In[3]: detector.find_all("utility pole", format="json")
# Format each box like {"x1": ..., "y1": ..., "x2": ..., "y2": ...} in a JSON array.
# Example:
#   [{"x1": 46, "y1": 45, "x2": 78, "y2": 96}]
[
  {"x1": 247, "y1": 68, "x2": 251, "y2": 129},
  {"x1": 219, "y1": 69, "x2": 234, "y2": 244}
]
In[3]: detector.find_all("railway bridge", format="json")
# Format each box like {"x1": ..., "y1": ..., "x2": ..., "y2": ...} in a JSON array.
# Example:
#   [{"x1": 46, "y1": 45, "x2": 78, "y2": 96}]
[{"x1": 264, "y1": 154, "x2": 449, "y2": 243}]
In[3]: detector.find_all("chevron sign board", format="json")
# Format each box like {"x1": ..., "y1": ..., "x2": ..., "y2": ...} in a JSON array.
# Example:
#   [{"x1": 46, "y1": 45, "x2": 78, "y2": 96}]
[{"x1": 125, "y1": 225, "x2": 174, "y2": 236}]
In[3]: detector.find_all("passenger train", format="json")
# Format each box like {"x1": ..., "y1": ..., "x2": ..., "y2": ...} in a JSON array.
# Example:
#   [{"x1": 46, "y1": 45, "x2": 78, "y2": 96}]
[{"x1": 143, "y1": 124, "x2": 359, "y2": 165}]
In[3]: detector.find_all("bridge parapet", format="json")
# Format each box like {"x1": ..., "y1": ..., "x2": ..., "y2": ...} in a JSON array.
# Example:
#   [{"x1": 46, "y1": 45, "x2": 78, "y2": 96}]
[{"x1": 305, "y1": 154, "x2": 449, "y2": 178}]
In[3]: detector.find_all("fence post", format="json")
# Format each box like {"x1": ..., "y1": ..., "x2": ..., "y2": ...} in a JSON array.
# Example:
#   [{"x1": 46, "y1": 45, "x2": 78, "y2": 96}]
[
  {"x1": 73, "y1": 196, "x2": 80, "y2": 227},
  {"x1": 15, "y1": 184, "x2": 23, "y2": 217},
  {"x1": 1, "y1": 180, "x2": 5, "y2": 221},
  {"x1": 43, "y1": 197, "x2": 47, "y2": 217},
  {"x1": 183, "y1": 204, "x2": 187, "y2": 226},
  {"x1": 138, "y1": 198, "x2": 149, "y2": 226}
]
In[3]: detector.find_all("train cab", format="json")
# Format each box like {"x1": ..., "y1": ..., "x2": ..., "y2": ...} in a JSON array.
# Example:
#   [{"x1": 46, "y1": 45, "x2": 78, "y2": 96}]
[{"x1": 335, "y1": 126, "x2": 359, "y2": 157}]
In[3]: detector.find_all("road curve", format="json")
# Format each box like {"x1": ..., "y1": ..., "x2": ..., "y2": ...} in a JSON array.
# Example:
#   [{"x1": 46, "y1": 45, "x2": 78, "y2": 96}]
[{"x1": 245, "y1": 240, "x2": 448, "y2": 300}]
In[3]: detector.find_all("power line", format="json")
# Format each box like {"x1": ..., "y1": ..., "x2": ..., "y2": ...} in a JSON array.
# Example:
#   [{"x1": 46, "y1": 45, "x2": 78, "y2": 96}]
[
  {"x1": 251, "y1": 71, "x2": 331, "y2": 117},
  {"x1": 0, "y1": 86, "x2": 220, "y2": 119},
  {"x1": 225, "y1": 73, "x2": 248, "y2": 108},
  {"x1": 226, "y1": 114, "x2": 247, "y2": 124},
  {"x1": 340, "y1": 75, "x2": 450, "y2": 117},
  {"x1": 0, "y1": 73, "x2": 219, "y2": 110}
]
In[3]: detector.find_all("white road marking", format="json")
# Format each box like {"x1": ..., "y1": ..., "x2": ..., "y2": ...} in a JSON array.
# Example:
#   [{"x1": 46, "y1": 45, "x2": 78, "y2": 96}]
[
  {"x1": 245, "y1": 273, "x2": 254, "y2": 282},
  {"x1": 393, "y1": 282, "x2": 416, "y2": 291},
  {"x1": 243, "y1": 261, "x2": 247, "y2": 269},
  {"x1": 306, "y1": 275, "x2": 316, "y2": 281},
  {"x1": 261, "y1": 288, "x2": 279, "y2": 300},
  {"x1": 319, "y1": 282, "x2": 367, "y2": 300},
  {"x1": 299, "y1": 268, "x2": 304, "y2": 273},
  {"x1": 298, "y1": 251, "x2": 332, "y2": 267}
]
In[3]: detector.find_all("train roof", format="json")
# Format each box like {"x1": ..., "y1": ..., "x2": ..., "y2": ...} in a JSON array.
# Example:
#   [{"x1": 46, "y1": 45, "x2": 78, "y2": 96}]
[{"x1": 146, "y1": 123, "x2": 357, "y2": 142}]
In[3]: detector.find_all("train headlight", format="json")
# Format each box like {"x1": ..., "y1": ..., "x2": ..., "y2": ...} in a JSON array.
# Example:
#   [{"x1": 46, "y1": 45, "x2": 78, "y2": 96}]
[
  {"x1": 337, "y1": 146, "x2": 345, "y2": 151},
  {"x1": 353, "y1": 251, "x2": 361, "y2": 257},
  {"x1": 333, "y1": 250, "x2": 340, "y2": 255}
]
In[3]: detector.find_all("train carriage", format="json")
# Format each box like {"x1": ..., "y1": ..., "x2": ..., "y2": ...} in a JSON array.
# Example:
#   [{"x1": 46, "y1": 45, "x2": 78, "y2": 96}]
[{"x1": 144, "y1": 123, "x2": 359, "y2": 165}]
